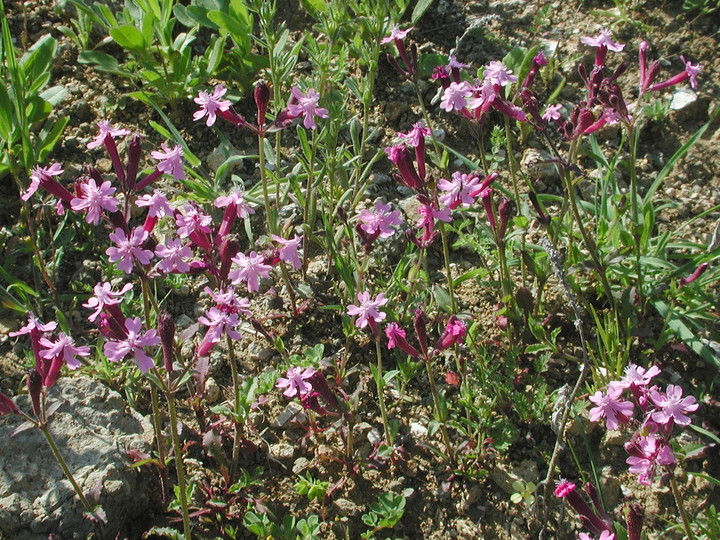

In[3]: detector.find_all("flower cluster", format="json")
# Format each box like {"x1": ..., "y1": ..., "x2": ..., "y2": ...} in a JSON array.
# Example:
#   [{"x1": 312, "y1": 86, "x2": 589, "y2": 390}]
[
  {"x1": 588, "y1": 364, "x2": 699, "y2": 485},
  {"x1": 276, "y1": 366, "x2": 341, "y2": 415}
]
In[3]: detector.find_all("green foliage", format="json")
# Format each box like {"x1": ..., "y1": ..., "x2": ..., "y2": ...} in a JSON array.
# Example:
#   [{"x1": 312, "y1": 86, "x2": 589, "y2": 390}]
[
  {"x1": 294, "y1": 472, "x2": 329, "y2": 502},
  {"x1": 360, "y1": 492, "x2": 408, "y2": 538},
  {"x1": 0, "y1": 7, "x2": 68, "y2": 181}
]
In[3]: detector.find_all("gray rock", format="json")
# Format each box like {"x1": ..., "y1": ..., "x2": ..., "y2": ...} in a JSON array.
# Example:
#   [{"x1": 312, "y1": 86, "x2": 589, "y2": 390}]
[{"x1": 0, "y1": 377, "x2": 154, "y2": 539}]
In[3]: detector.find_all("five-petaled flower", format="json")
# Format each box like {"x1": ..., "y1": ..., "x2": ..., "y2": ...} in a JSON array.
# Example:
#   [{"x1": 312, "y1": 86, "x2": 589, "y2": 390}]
[
  {"x1": 588, "y1": 386, "x2": 634, "y2": 430},
  {"x1": 380, "y1": 25, "x2": 413, "y2": 45},
  {"x1": 358, "y1": 201, "x2": 403, "y2": 238},
  {"x1": 104, "y1": 317, "x2": 161, "y2": 373},
  {"x1": 22, "y1": 163, "x2": 64, "y2": 201},
  {"x1": 70, "y1": 177, "x2": 119, "y2": 224},
  {"x1": 106, "y1": 227, "x2": 154, "y2": 274},
  {"x1": 229, "y1": 251, "x2": 273, "y2": 293},
  {"x1": 440, "y1": 81, "x2": 473, "y2": 112},
  {"x1": 649, "y1": 384, "x2": 699, "y2": 426},
  {"x1": 580, "y1": 28, "x2": 625, "y2": 52},
  {"x1": 83, "y1": 282, "x2": 133, "y2": 322},
  {"x1": 347, "y1": 291, "x2": 388, "y2": 330},
  {"x1": 287, "y1": 87, "x2": 329, "y2": 130},
  {"x1": 155, "y1": 238, "x2": 193, "y2": 273},
  {"x1": 271, "y1": 234, "x2": 303, "y2": 269},
  {"x1": 39, "y1": 332, "x2": 90, "y2": 370},
  {"x1": 151, "y1": 144, "x2": 185, "y2": 180},
  {"x1": 193, "y1": 84, "x2": 232, "y2": 126},
  {"x1": 438, "y1": 172, "x2": 482, "y2": 209},
  {"x1": 276, "y1": 366, "x2": 316, "y2": 398},
  {"x1": 86, "y1": 120, "x2": 130, "y2": 149}
]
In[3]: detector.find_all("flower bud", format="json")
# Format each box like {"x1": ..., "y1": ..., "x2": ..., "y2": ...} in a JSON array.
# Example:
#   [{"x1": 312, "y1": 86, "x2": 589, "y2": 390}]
[
  {"x1": 0, "y1": 392, "x2": 18, "y2": 416},
  {"x1": 158, "y1": 311, "x2": 175, "y2": 373},
  {"x1": 27, "y1": 369, "x2": 43, "y2": 419},
  {"x1": 254, "y1": 81, "x2": 270, "y2": 127}
]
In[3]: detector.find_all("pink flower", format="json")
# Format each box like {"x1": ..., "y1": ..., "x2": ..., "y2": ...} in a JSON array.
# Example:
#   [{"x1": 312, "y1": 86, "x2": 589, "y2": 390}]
[
  {"x1": 70, "y1": 178, "x2": 119, "y2": 224},
  {"x1": 542, "y1": 104, "x2": 563, "y2": 122},
  {"x1": 554, "y1": 479, "x2": 577, "y2": 498},
  {"x1": 579, "y1": 532, "x2": 616, "y2": 540},
  {"x1": 136, "y1": 190, "x2": 173, "y2": 218},
  {"x1": 347, "y1": 291, "x2": 388, "y2": 330},
  {"x1": 609, "y1": 363, "x2": 661, "y2": 394},
  {"x1": 435, "y1": 316, "x2": 468, "y2": 350},
  {"x1": 198, "y1": 307, "x2": 243, "y2": 345},
  {"x1": 9, "y1": 311, "x2": 57, "y2": 337},
  {"x1": 106, "y1": 227, "x2": 154, "y2": 274},
  {"x1": 580, "y1": 29, "x2": 624, "y2": 52},
  {"x1": 385, "y1": 322, "x2": 420, "y2": 358},
  {"x1": 398, "y1": 121, "x2": 431, "y2": 148},
  {"x1": 155, "y1": 238, "x2": 193, "y2": 273},
  {"x1": 214, "y1": 189, "x2": 255, "y2": 219},
  {"x1": 276, "y1": 366, "x2": 316, "y2": 398},
  {"x1": 287, "y1": 87, "x2": 329, "y2": 129},
  {"x1": 203, "y1": 286, "x2": 252, "y2": 316},
  {"x1": 417, "y1": 202, "x2": 452, "y2": 230},
  {"x1": 438, "y1": 172, "x2": 482, "y2": 209},
  {"x1": 83, "y1": 282, "x2": 133, "y2": 322},
  {"x1": 588, "y1": 387, "x2": 634, "y2": 430},
  {"x1": 22, "y1": 163, "x2": 64, "y2": 201},
  {"x1": 680, "y1": 56, "x2": 702, "y2": 89},
  {"x1": 626, "y1": 434, "x2": 676, "y2": 486},
  {"x1": 229, "y1": 251, "x2": 272, "y2": 292},
  {"x1": 649, "y1": 56, "x2": 703, "y2": 92},
  {"x1": 175, "y1": 204, "x2": 212, "y2": 238},
  {"x1": 193, "y1": 84, "x2": 232, "y2": 126},
  {"x1": 483, "y1": 61, "x2": 517, "y2": 86},
  {"x1": 380, "y1": 25, "x2": 413, "y2": 45},
  {"x1": 151, "y1": 144, "x2": 185, "y2": 180},
  {"x1": 649, "y1": 384, "x2": 699, "y2": 426},
  {"x1": 271, "y1": 234, "x2": 303, "y2": 269},
  {"x1": 86, "y1": 120, "x2": 130, "y2": 149},
  {"x1": 39, "y1": 332, "x2": 90, "y2": 370},
  {"x1": 103, "y1": 317, "x2": 161, "y2": 373},
  {"x1": 440, "y1": 81, "x2": 473, "y2": 112},
  {"x1": 358, "y1": 201, "x2": 403, "y2": 238}
]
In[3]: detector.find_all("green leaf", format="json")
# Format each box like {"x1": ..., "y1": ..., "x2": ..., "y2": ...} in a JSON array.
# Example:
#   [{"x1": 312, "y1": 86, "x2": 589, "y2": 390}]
[
  {"x1": 35, "y1": 117, "x2": 69, "y2": 162},
  {"x1": 208, "y1": 10, "x2": 250, "y2": 42},
  {"x1": 78, "y1": 51, "x2": 129, "y2": 77},
  {"x1": 652, "y1": 299, "x2": 720, "y2": 369},
  {"x1": 299, "y1": 0, "x2": 327, "y2": 16},
  {"x1": 110, "y1": 25, "x2": 147, "y2": 52},
  {"x1": 411, "y1": 0, "x2": 435, "y2": 23},
  {"x1": 0, "y1": 84, "x2": 14, "y2": 141}
]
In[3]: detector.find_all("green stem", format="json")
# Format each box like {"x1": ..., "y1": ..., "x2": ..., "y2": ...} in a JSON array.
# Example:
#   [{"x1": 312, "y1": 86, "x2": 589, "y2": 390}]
[
  {"x1": 39, "y1": 424, "x2": 97, "y2": 517},
  {"x1": 627, "y1": 125, "x2": 644, "y2": 311},
  {"x1": 257, "y1": 135, "x2": 277, "y2": 237},
  {"x1": 225, "y1": 333, "x2": 242, "y2": 480},
  {"x1": 166, "y1": 392, "x2": 192, "y2": 540},
  {"x1": 670, "y1": 476, "x2": 696, "y2": 540},
  {"x1": 423, "y1": 355, "x2": 455, "y2": 463},
  {"x1": 373, "y1": 333, "x2": 392, "y2": 445}
]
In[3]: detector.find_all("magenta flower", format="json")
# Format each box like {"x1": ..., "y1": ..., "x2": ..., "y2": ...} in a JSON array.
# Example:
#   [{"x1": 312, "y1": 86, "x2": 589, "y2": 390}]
[
  {"x1": 214, "y1": 189, "x2": 255, "y2": 219},
  {"x1": 106, "y1": 227, "x2": 154, "y2": 274},
  {"x1": 103, "y1": 317, "x2": 161, "y2": 373},
  {"x1": 9, "y1": 311, "x2": 57, "y2": 337},
  {"x1": 483, "y1": 61, "x2": 517, "y2": 87},
  {"x1": 579, "y1": 532, "x2": 617, "y2": 540},
  {"x1": 385, "y1": 322, "x2": 420, "y2": 358},
  {"x1": 542, "y1": 104, "x2": 564, "y2": 122},
  {"x1": 70, "y1": 178, "x2": 119, "y2": 224},
  {"x1": 203, "y1": 286, "x2": 252, "y2": 316},
  {"x1": 86, "y1": 120, "x2": 130, "y2": 150},
  {"x1": 271, "y1": 234, "x2": 303, "y2": 269},
  {"x1": 347, "y1": 291, "x2": 388, "y2": 330},
  {"x1": 416, "y1": 202, "x2": 452, "y2": 230},
  {"x1": 649, "y1": 384, "x2": 699, "y2": 426},
  {"x1": 276, "y1": 366, "x2": 316, "y2": 398},
  {"x1": 438, "y1": 172, "x2": 482, "y2": 209},
  {"x1": 287, "y1": 87, "x2": 329, "y2": 129},
  {"x1": 435, "y1": 316, "x2": 468, "y2": 350},
  {"x1": 609, "y1": 363, "x2": 661, "y2": 394},
  {"x1": 588, "y1": 387, "x2": 634, "y2": 430},
  {"x1": 626, "y1": 434, "x2": 676, "y2": 486},
  {"x1": 358, "y1": 200, "x2": 403, "y2": 238},
  {"x1": 229, "y1": 251, "x2": 272, "y2": 293},
  {"x1": 22, "y1": 163, "x2": 64, "y2": 201},
  {"x1": 175, "y1": 203, "x2": 212, "y2": 238},
  {"x1": 198, "y1": 307, "x2": 243, "y2": 344},
  {"x1": 151, "y1": 144, "x2": 185, "y2": 180},
  {"x1": 83, "y1": 282, "x2": 133, "y2": 322},
  {"x1": 193, "y1": 84, "x2": 232, "y2": 126},
  {"x1": 440, "y1": 81, "x2": 473, "y2": 112},
  {"x1": 554, "y1": 479, "x2": 577, "y2": 498},
  {"x1": 649, "y1": 56, "x2": 703, "y2": 92},
  {"x1": 155, "y1": 238, "x2": 193, "y2": 273},
  {"x1": 380, "y1": 25, "x2": 413, "y2": 45},
  {"x1": 136, "y1": 190, "x2": 173, "y2": 218},
  {"x1": 580, "y1": 29, "x2": 624, "y2": 52},
  {"x1": 397, "y1": 121, "x2": 431, "y2": 148},
  {"x1": 39, "y1": 332, "x2": 90, "y2": 370}
]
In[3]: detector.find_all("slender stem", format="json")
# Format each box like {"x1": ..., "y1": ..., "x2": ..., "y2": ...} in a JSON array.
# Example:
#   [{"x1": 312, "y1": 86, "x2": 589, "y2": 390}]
[
  {"x1": 39, "y1": 424, "x2": 97, "y2": 517},
  {"x1": 423, "y1": 355, "x2": 455, "y2": 463},
  {"x1": 627, "y1": 125, "x2": 644, "y2": 311},
  {"x1": 438, "y1": 222, "x2": 458, "y2": 314},
  {"x1": 225, "y1": 333, "x2": 242, "y2": 480},
  {"x1": 670, "y1": 476, "x2": 696, "y2": 540},
  {"x1": 166, "y1": 392, "x2": 192, "y2": 540},
  {"x1": 373, "y1": 333, "x2": 392, "y2": 445},
  {"x1": 257, "y1": 135, "x2": 278, "y2": 237}
]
